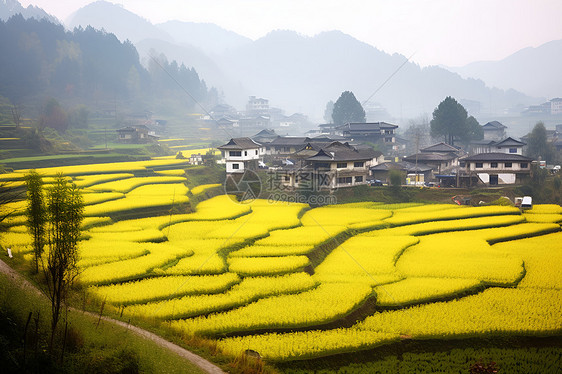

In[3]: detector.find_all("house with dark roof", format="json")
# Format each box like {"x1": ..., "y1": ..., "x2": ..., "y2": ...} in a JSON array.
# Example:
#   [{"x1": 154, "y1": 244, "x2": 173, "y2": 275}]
[
  {"x1": 482, "y1": 121, "x2": 507, "y2": 141},
  {"x1": 335, "y1": 122, "x2": 398, "y2": 144},
  {"x1": 462, "y1": 153, "x2": 533, "y2": 185},
  {"x1": 251, "y1": 129, "x2": 278, "y2": 145},
  {"x1": 267, "y1": 136, "x2": 311, "y2": 156},
  {"x1": 116, "y1": 125, "x2": 155, "y2": 144},
  {"x1": 218, "y1": 137, "x2": 264, "y2": 173},
  {"x1": 470, "y1": 137, "x2": 526, "y2": 155},
  {"x1": 279, "y1": 142, "x2": 382, "y2": 189},
  {"x1": 402, "y1": 152, "x2": 459, "y2": 175}
]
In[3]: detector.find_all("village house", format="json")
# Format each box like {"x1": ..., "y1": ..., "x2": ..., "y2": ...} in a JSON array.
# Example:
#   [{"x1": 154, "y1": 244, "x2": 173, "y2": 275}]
[
  {"x1": 218, "y1": 137, "x2": 264, "y2": 173},
  {"x1": 335, "y1": 122, "x2": 398, "y2": 144},
  {"x1": 279, "y1": 142, "x2": 381, "y2": 189},
  {"x1": 462, "y1": 153, "x2": 533, "y2": 185},
  {"x1": 116, "y1": 125, "x2": 156, "y2": 144}
]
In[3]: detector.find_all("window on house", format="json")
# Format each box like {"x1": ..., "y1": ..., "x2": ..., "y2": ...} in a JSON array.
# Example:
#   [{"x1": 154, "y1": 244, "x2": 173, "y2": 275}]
[
  {"x1": 354, "y1": 161, "x2": 364, "y2": 168},
  {"x1": 244, "y1": 150, "x2": 248, "y2": 156},
  {"x1": 230, "y1": 151, "x2": 241, "y2": 157},
  {"x1": 355, "y1": 176, "x2": 363, "y2": 183},
  {"x1": 284, "y1": 176, "x2": 290, "y2": 182},
  {"x1": 337, "y1": 162, "x2": 347, "y2": 168},
  {"x1": 232, "y1": 163, "x2": 240, "y2": 169},
  {"x1": 520, "y1": 162, "x2": 528, "y2": 168},
  {"x1": 315, "y1": 162, "x2": 330, "y2": 169},
  {"x1": 509, "y1": 148, "x2": 517, "y2": 153},
  {"x1": 505, "y1": 162, "x2": 512, "y2": 168},
  {"x1": 283, "y1": 147, "x2": 290, "y2": 152},
  {"x1": 337, "y1": 177, "x2": 352, "y2": 184},
  {"x1": 475, "y1": 162, "x2": 483, "y2": 168},
  {"x1": 491, "y1": 162, "x2": 498, "y2": 168},
  {"x1": 255, "y1": 150, "x2": 258, "y2": 155}
]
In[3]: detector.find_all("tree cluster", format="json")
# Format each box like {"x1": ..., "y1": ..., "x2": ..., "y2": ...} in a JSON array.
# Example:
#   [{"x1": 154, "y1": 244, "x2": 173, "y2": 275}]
[{"x1": 25, "y1": 172, "x2": 84, "y2": 352}]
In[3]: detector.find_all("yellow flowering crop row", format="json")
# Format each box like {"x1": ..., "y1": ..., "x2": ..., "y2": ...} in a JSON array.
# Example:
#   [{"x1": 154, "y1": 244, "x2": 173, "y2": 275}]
[
  {"x1": 228, "y1": 244, "x2": 315, "y2": 257},
  {"x1": 384, "y1": 205, "x2": 521, "y2": 226},
  {"x1": 357, "y1": 287, "x2": 562, "y2": 338},
  {"x1": 314, "y1": 236, "x2": 419, "y2": 280},
  {"x1": 15, "y1": 159, "x2": 189, "y2": 177},
  {"x1": 87, "y1": 176, "x2": 187, "y2": 194},
  {"x1": 300, "y1": 207, "x2": 391, "y2": 227},
  {"x1": 0, "y1": 232, "x2": 31, "y2": 253},
  {"x1": 525, "y1": 204, "x2": 562, "y2": 214},
  {"x1": 89, "y1": 273, "x2": 241, "y2": 305},
  {"x1": 494, "y1": 232, "x2": 562, "y2": 290},
  {"x1": 84, "y1": 183, "x2": 189, "y2": 217},
  {"x1": 227, "y1": 255, "x2": 310, "y2": 276},
  {"x1": 154, "y1": 169, "x2": 186, "y2": 177},
  {"x1": 190, "y1": 183, "x2": 221, "y2": 195},
  {"x1": 78, "y1": 240, "x2": 154, "y2": 266},
  {"x1": 217, "y1": 329, "x2": 400, "y2": 361},
  {"x1": 396, "y1": 236, "x2": 524, "y2": 285},
  {"x1": 124, "y1": 273, "x2": 317, "y2": 319},
  {"x1": 433, "y1": 222, "x2": 560, "y2": 244},
  {"x1": 170, "y1": 282, "x2": 373, "y2": 336},
  {"x1": 87, "y1": 229, "x2": 167, "y2": 243},
  {"x1": 373, "y1": 277, "x2": 483, "y2": 306},
  {"x1": 254, "y1": 225, "x2": 348, "y2": 247},
  {"x1": 73, "y1": 173, "x2": 134, "y2": 188},
  {"x1": 82, "y1": 192, "x2": 125, "y2": 206},
  {"x1": 362, "y1": 215, "x2": 525, "y2": 237},
  {"x1": 158, "y1": 253, "x2": 227, "y2": 275},
  {"x1": 79, "y1": 242, "x2": 194, "y2": 285},
  {"x1": 523, "y1": 213, "x2": 562, "y2": 223}
]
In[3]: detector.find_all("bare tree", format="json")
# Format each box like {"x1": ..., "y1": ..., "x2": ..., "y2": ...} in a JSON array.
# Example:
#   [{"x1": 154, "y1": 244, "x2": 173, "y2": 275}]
[{"x1": 11, "y1": 103, "x2": 22, "y2": 128}]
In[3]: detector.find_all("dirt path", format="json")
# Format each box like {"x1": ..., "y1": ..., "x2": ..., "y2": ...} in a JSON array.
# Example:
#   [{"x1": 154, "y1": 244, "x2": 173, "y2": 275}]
[{"x1": 0, "y1": 258, "x2": 226, "y2": 374}]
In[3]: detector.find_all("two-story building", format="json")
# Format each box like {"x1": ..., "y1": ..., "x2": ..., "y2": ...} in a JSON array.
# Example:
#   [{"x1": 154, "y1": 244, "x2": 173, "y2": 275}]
[
  {"x1": 402, "y1": 143, "x2": 463, "y2": 175},
  {"x1": 280, "y1": 142, "x2": 381, "y2": 189},
  {"x1": 462, "y1": 153, "x2": 533, "y2": 185},
  {"x1": 218, "y1": 137, "x2": 264, "y2": 173},
  {"x1": 335, "y1": 122, "x2": 398, "y2": 144}
]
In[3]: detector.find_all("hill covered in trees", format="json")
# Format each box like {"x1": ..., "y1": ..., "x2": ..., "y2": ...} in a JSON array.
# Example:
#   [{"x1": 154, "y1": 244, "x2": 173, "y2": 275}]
[{"x1": 0, "y1": 15, "x2": 213, "y2": 120}]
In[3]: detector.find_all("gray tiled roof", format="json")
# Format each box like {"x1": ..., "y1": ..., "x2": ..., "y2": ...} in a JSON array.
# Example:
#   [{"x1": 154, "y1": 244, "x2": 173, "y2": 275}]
[
  {"x1": 462, "y1": 152, "x2": 533, "y2": 162},
  {"x1": 218, "y1": 137, "x2": 262, "y2": 150}
]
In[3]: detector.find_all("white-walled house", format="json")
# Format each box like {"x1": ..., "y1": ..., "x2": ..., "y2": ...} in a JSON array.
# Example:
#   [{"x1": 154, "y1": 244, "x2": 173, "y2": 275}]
[
  {"x1": 218, "y1": 137, "x2": 264, "y2": 173},
  {"x1": 462, "y1": 153, "x2": 533, "y2": 185}
]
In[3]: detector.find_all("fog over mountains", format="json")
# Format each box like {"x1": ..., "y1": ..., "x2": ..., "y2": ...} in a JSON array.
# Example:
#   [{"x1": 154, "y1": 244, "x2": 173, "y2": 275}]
[{"x1": 5, "y1": 0, "x2": 558, "y2": 122}]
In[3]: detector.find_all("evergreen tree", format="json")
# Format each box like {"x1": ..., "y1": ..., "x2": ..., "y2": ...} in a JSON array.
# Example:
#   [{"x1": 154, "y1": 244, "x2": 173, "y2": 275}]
[
  {"x1": 430, "y1": 96, "x2": 481, "y2": 145},
  {"x1": 332, "y1": 91, "x2": 366, "y2": 126},
  {"x1": 526, "y1": 121, "x2": 554, "y2": 162}
]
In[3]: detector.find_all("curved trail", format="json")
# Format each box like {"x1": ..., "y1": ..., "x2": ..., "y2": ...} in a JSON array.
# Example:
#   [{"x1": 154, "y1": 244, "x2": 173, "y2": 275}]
[{"x1": 0, "y1": 258, "x2": 226, "y2": 374}]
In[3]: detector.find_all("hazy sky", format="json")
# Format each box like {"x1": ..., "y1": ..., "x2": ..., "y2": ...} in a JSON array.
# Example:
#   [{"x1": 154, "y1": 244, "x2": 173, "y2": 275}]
[{"x1": 20, "y1": 0, "x2": 562, "y2": 67}]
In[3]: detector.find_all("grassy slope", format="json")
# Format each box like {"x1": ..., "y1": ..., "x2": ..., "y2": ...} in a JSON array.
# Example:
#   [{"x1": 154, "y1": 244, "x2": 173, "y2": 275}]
[{"x1": 0, "y1": 270, "x2": 206, "y2": 374}]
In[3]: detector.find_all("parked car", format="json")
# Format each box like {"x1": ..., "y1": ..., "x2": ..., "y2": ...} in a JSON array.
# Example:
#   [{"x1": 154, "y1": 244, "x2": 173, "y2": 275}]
[{"x1": 370, "y1": 180, "x2": 383, "y2": 186}]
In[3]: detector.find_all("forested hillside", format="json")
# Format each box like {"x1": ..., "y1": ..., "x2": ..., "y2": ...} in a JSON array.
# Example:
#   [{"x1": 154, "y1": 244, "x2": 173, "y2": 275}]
[{"x1": 0, "y1": 15, "x2": 212, "y2": 117}]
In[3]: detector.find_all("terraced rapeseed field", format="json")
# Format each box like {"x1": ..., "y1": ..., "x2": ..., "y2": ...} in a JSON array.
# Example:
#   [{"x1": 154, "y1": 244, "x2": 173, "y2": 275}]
[{"x1": 1, "y1": 159, "x2": 561, "y2": 368}]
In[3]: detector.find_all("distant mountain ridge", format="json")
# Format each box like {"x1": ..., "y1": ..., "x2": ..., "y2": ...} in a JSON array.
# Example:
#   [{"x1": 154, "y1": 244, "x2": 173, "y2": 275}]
[
  {"x1": 67, "y1": 1, "x2": 172, "y2": 43},
  {"x1": 156, "y1": 20, "x2": 252, "y2": 55},
  {"x1": 0, "y1": 0, "x2": 58, "y2": 23},
  {"x1": 448, "y1": 39, "x2": 562, "y2": 99}
]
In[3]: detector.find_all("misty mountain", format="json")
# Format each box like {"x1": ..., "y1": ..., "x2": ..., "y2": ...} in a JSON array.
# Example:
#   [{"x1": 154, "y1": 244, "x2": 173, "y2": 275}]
[
  {"x1": 67, "y1": 0, "x2": 172, "y2": 43},
  {"x1": 219, "y1": 30, "x2": 534, "y2": 119},
  {"x1": 448, "y1": 39, "x2": 562, "y2": 99},
  {"x1": 156, "y1": 20, "x2": 251, "y2": 55},
  {"x1": 136, "y1": 38, "x2": 246, "y2": 105},
  {"x1": 0, "y1": 0, "x2": 58, "y2": 23}
]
